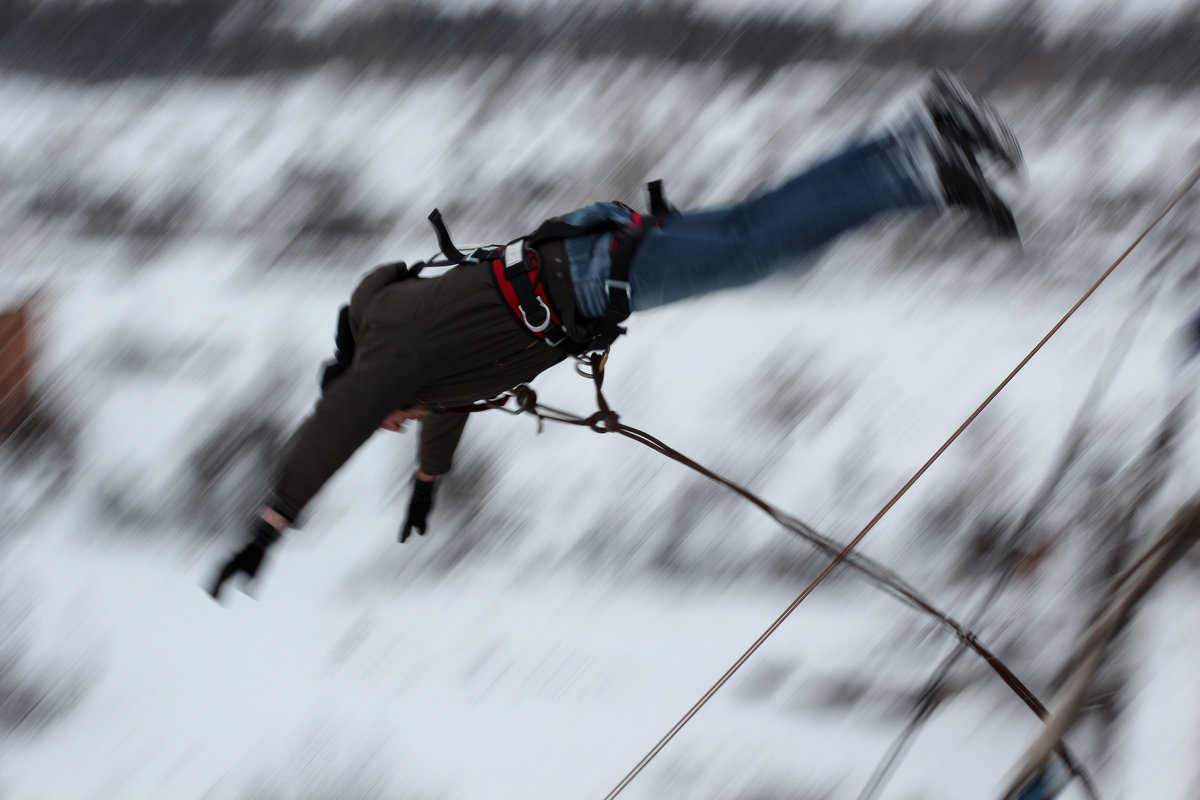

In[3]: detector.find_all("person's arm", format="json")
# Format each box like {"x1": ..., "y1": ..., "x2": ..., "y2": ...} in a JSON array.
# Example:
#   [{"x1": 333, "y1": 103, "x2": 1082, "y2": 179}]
[
  {"x1": 257, "y1": 506, "x2": 291, "y2": 531},
  {"x1": 397, "y1": 412, "x2": 469, "y2": 542},
  {"x1": 211, "y1": 263, "x2": 421, "y2": 601},
  {"x1": 210, "y1": 344, "x2": 424, "y2": 600},
  {"x1": 270, "y1": 351, "x2": 424, "y2": 521},
  {"x1": 417, "y1": 412, "x2": 470, "y2": 478}
]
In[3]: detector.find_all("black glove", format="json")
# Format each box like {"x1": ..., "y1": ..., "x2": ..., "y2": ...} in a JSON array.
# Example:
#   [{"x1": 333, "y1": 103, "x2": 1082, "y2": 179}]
[
  {"x1": 399, "y1": 477, "x2": 436, "y2": 543},
  {"x1": 209, "y1": 517, "x2": 283, "y2": 600}
]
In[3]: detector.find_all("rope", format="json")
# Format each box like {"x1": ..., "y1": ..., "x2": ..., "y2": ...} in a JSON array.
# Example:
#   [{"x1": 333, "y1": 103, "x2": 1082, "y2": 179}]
[
  {"x1": 494, "y1": 365, "x2": 1094, "y2": 798},
  {"x1": 859, "y1": 164, "x2": 1200, "y2": 799},
  {"x1": 857, "y1": 200, "x2": 1192, "y2": 800},
  {"x1": 601, "y1": 161, "x2": 1200, "y2": 799},
  {"x1": 489, "y1": 161, "x2": 1200, "y2": 798}
]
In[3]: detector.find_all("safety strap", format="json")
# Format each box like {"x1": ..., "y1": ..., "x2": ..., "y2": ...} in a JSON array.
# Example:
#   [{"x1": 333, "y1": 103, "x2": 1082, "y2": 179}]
[
  {"x1": 646, "y1": 179, "x2": 675, "y2": 217},
  {"x1": 587, "y1": 217, "x2": 638, "y2": 351},
  {"x1": 492, "y1": 245, "x2": 570, "y2": 346},
  {"x1": 424, "y1": 181, "x2": 676, "y2": 355},
  {"x1": 427, "y1": 209, "x2": 475, "y2": 264}
]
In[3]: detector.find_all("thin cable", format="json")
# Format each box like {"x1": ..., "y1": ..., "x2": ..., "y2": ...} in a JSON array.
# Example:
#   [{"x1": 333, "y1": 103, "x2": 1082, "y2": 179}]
[
  {"x1": 857, "y1": 205, "x2": 1190, "y2": 800},
  {"x1": 601, "y1": 161, "x2": 1200, "y2": 800},
  {"x1": 520, "y1": 393, "x2": 1096, "y2": 796},
  {"x1": 531, "y1": 397, "x2": 1069, "y2": 711}
]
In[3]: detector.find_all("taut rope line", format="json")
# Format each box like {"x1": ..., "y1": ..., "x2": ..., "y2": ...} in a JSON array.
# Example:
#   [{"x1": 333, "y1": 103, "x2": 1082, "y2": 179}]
[
  {"x1": 498, "y1": 377, "x2": 1095, "y2": 796},
  {"x1": 594, "y1": 161, "x2": 1200, "y2": 800},
  {"x1": 858, "y1": 206, "x2": 1192, "y2": 800},
  {"x1": 479, "y1": 161, "x2": 1200, "y2": 799}
]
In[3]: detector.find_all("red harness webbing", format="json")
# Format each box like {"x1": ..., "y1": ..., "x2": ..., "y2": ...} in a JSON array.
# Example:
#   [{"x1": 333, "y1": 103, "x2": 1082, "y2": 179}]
[{"x1": 490, "y1": 251, "x2": 565, "y2": 339}]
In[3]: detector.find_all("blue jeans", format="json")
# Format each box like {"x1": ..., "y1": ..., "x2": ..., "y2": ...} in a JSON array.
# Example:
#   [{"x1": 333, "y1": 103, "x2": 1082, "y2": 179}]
[{"x1": 570, "y1": 133, "x2": 935, "y2": 316}]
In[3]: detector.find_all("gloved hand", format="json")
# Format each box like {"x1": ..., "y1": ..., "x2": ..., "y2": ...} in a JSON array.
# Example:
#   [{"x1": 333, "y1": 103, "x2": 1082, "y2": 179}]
[
  {"x1": 399, "y1": 476, "x2": 436, "y2": 543},
  {"x1": 209, "y1": 517, "x2": 283, "y2": 600}
]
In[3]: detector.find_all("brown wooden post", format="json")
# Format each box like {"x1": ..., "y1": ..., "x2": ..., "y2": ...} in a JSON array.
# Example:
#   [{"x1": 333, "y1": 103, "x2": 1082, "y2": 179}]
[{"x1": 0, "y1": 296, "x2": 37, "y2": 439}]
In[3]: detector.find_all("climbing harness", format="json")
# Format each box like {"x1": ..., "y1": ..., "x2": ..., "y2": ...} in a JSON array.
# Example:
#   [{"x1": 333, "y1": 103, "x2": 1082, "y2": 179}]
[{"x1": 418, "y1": 180, "x2": 675, "y2": 356}]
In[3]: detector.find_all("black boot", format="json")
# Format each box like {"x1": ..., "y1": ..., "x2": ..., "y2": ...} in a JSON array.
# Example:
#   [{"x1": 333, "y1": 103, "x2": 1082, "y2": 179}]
[
  {"x1": 937, "y1": 145, "x2": 1020, "y2": 239},
  {"x1": 924, "y1": 70, "x2": 1023, "y2": 174},
  {"x1": 916, "y1": 72, "x2": 1022, "y2": 239}
]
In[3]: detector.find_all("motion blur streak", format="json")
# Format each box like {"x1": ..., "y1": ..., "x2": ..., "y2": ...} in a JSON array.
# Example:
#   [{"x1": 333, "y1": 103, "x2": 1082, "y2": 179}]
[{"x1": 1, "y1": 2, "x2": 1199, "y2": 799}]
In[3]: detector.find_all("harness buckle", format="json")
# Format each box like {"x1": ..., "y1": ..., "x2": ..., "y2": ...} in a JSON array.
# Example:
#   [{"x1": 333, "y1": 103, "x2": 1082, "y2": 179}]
[
  {"x1": 504, "y1": 242, "x2": 525, "y2": 268},
  {"x1": 605, "y1": 278, "x2": 632, "y2": 299},
  {"x1": 518, "y1": 296, "x2": 552, "y2": 333}
]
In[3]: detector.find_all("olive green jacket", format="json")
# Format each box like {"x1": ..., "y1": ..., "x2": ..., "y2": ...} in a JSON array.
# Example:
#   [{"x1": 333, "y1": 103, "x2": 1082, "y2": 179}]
[{"x1": 268, "y1": 261, "x2": 565, "y2": 521}]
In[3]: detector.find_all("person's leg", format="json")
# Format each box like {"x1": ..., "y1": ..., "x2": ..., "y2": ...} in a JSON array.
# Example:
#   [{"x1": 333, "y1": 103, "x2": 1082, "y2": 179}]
[
  {"x1": 624, "y1": 72, "x2": 1022, "y2": 313},
  {"x1": 628, "y1": 130, "x2": 936, "y2": 311}
]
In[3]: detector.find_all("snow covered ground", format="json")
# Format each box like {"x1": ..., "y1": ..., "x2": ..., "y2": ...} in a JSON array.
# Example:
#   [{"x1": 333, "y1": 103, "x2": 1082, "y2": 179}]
[{"x1": 2, "y1": 5, "x2": 1200, "y2": 799}]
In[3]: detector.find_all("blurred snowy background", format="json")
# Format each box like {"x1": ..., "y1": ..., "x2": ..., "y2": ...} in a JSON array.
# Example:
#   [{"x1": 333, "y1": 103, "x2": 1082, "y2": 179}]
[{"x1": 2, "y1": 1, "x2": 1200, "y2": 798}]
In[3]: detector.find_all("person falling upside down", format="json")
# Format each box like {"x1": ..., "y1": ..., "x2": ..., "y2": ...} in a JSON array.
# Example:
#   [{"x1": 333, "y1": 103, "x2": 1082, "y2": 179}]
[{"x1": 210, "y1": 71, "x2": 1024, "y2": 600}]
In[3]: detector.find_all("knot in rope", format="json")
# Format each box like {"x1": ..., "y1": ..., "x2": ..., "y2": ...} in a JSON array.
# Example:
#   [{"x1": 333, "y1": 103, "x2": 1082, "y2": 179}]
[
  {"x1": 510, "y1": 384, "x2": 544, "y2": 433},
  {"x1": 586, "y1": 409, "x2": 621, "y2": 433},
  {"x1": 512, "y1": 384, "x2": 538, "y2": 413}
]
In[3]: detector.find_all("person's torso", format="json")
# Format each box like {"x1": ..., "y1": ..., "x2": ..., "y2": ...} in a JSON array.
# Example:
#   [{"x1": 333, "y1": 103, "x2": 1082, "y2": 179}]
[{"x1": 359, "y1": 261, "x2": 567, "y2": 407}]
